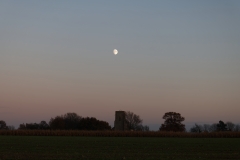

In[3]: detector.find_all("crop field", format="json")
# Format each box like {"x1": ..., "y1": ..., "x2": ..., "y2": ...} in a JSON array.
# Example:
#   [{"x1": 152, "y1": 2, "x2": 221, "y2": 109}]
[
  {"x1": 0, "y1": 136, "x2": 240, "y2": 160},
  {"x1": 1, "y1": 130, "x2": 240, "y2": 137}
]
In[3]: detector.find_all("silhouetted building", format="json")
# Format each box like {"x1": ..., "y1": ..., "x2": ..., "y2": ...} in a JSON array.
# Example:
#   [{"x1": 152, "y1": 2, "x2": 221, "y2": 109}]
[{"x1": 114, "y1": 111, "x2": 128, "y2": 131}]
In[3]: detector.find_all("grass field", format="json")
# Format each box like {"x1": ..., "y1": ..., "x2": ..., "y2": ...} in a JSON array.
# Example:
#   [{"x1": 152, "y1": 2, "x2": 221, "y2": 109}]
[{"x1": 0, "y1": 136, "x2": 240, "y2": 160}]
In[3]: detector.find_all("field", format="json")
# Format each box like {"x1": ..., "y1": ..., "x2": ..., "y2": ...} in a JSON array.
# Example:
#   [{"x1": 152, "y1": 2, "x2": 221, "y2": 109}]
[
  {"x1": 0, "y1": 136, "x2": 240, "y2": 160},
  {"x1": 1, "y1": 130, "x2": 240, "y2": 137}
]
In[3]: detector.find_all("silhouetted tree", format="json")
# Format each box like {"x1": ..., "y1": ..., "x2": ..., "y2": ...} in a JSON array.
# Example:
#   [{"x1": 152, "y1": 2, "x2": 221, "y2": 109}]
[
  {"x1": 25, "y1": 123, "x2": 40, "y2": 130},
  {"x1": 217, "y1": 120, "x2": 228, "y2": 131},
  {"x1": 226, "y1": 122, "x2": 235, "y2": 131},
  {"x1": 190, "y1": 124, "x2": 203, "y2": 133},
  {"x1": 159, "y1": 112, "x2": 185, "y2": 132},
  {"x1": 49, "y1": 113, "x2": 82, "y2": 130},
  {"x1": 143, "y1": 125, "x2": 150, "y2": 131},
  {"x1": 234, "y1": 124, "x2": 240, "y2": 131},
  {"x1": 79, "y1": 117, "x2": 111, "y2": 130},
  {"x1": 18, "y1": 123, "x2": 26, "y2": 130},
  {"x1": 18, "y1": 121, "x2": 49, "y2": 130},
  {"x1": 125, "y1": 111, "x2": 143, "y2": 131},
  {"x1": 203, "y1": 124, "x2": 211, "y2": 132},
  {"x1": 136, "y1": 125, "x2": 150, "y2": 131},
  {"x1": 63, "y1": 113, "x2": 82, "y2": 130},
  {"x1": 0, "y1": 120, "x2": 8, "y2": 130},
  {"x1": 49, "y1": 116, "x2": 65, "y2": 130},
  {"x1": 39, "y1": 121, "x2": 50, "y2": 130},
  {"x1": 209, "y1": 123, "x2": 218, "y2": 132},
  {"x1": 7, "y1": 125, "x2": 15, "y2": 130}
]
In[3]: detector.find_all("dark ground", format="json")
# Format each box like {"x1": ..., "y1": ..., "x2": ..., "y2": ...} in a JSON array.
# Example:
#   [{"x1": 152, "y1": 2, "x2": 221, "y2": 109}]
[{"x1": 0, "y1": 136, "x2": 239, "y2": 160}]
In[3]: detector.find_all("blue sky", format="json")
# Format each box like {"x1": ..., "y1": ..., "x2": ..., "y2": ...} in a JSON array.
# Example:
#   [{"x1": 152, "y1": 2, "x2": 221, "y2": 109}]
[{"x1": 0, "y1": 0, "x2": 240, "y2": 130}]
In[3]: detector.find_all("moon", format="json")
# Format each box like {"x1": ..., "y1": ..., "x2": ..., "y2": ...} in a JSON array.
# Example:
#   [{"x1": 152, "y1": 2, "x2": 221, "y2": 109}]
[{"x1": 113, "y1": 49, "x2": 118, "y2": 55}]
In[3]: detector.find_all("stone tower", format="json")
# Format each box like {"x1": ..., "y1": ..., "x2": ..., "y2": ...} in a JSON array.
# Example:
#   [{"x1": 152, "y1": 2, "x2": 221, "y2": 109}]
[{"x1": 114, "y1": 111, "x2": 128, "y2": 131}]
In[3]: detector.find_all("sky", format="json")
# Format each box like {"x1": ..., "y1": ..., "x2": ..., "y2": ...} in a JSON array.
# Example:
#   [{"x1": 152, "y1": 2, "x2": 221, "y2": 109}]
[{"x1": 0, "y1": 0, "x2": 240, "y2": 130}]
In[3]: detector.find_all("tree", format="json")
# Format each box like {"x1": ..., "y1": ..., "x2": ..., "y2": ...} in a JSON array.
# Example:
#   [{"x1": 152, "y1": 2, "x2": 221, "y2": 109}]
[
  {"x1": 39, "y1": 121, "x2": 50, "y2": 130},
  {"x1": 234, "y1": 124, "x2": 240, "y2": 131},
  {"x1": 0, "y1": 120, "x2": 8, "y2": 130},
  {"x1": 142, "y1": 125, "x2": 150, "y2": 131},
  {"x1": 25, "y1": 123, "x2": 39, "y2": 130},
  {"x1": 79, "y1": 117, "x2": 111, "y2": 130},
  {"x1": 49, "y1": 116, "x2": 65, "y2": 130},
  {"x1": 136, "y1": 125, "x2": 150, "y2": 131},
  {"x1": 203, "y1": 124, "x2": 211, "y2": 132},
  {"x1": 63, "y1": 113, "x2": 82, "y2": 130},
  {"x1": 18, "y1": 123, "x2": 26, "y2": 130},
  {"x1": 8, "y1": 125, "x2": 15, "y2": 130},
  {"x1": 209, "y1": 123, "x2": 218, "y2": 132},
  {"x1": 226, "y1": 122, "x2": 235, "y2": 131},
  {"x1": 49, "y1": 113, "x2": 82, "y2": 130},
  {"x1": 190, "y1": 124, "x2": 203, "y2": 133},
  {"x1": 217, "y1": 120, "x2": 228, "y2": 131},
  {"x1": 125, "y1": 111, "x2": 143, "y2": 131},
  {"x1": 159, "y1": 112, "x2": 185, "y2": 132},
  {"x1": 17, "y1": 121, "x2": 49, "y2": 130}
]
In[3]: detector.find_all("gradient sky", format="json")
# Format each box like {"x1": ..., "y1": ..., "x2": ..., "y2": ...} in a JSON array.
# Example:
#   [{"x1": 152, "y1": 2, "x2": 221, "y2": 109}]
[{"x1": 1, "y1": 0, "x2": 240, "y2": 130}]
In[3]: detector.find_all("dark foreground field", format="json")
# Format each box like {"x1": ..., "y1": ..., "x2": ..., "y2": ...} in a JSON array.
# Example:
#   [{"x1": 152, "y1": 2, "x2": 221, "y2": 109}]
[{"x1": 0, "y1": 136, "x2": 240, "y2": 160}]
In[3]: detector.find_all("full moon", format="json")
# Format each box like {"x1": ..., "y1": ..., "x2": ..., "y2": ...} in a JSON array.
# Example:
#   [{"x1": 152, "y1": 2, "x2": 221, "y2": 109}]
[{"x1": 113, "y1": 49, "x2": 118, "y2": 55}]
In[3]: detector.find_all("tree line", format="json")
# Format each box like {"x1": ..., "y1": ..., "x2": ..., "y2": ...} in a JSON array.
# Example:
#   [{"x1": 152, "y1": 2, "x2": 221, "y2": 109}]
[
  {"x1": 190, "y1": 121, "x2": 240, "y2": 132},
  {"x1": 1, "y1": 113, "x2": 112, "y2": 131},
  {"x1": 0, "y1": 111, "x2": 239, "y2": 132},
  {"x1": 19, "y1": 113, "x2": 112, "y2": 130}
]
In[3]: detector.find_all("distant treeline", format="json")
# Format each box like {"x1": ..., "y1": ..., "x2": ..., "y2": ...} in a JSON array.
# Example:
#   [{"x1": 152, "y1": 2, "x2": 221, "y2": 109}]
[
  {"x1": 190, "y1": 121, "x2": 240, "y2": 132},
  {"x1": 22, "y1": 113, "x2": 111, "y2": 130},
  {"x1": 1, "y1": 113, "x2": 111, "y2": 131},
  {"x1": 0, "y1": 111, "x2": 150, "y2": 131},
  {"x1": 0, "y1": 112, "x2": 240, "y2": 132}
]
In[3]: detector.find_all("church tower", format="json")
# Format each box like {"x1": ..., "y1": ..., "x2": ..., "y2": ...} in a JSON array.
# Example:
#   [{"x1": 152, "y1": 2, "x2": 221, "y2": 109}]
[{"x1": 114, "y1": 111, "x2": 128, "y2": 131}]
